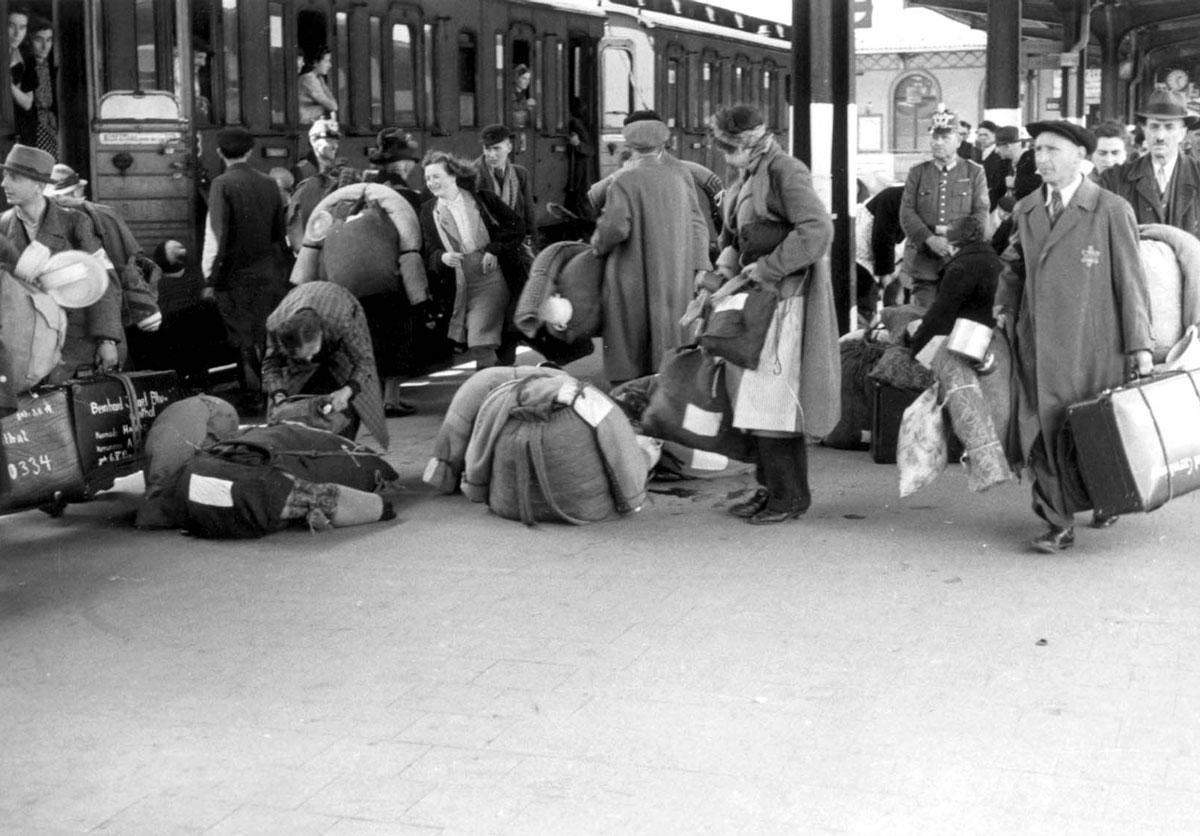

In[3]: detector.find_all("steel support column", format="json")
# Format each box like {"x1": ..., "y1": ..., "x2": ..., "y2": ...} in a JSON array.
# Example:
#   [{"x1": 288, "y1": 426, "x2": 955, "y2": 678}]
[
  {"x1": 984, "y1": 0, "x2": 1022, "y2": 128},
  {"x1": 792, "y1": 0, "x2": 856, "y2": 334}
]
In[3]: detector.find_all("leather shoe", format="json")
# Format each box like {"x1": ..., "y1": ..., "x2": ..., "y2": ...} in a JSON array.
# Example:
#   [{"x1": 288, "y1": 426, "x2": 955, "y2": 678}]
[
  {"x1": 746, "y1": 504, "x2": 808, "y2": 525},
  {"x1": 728, "y1": 488, "x2": 769, "y2": 519},
  {"x1": 1090, "y1": 511, "x2": 1119, "y2": 528},
  {"x1": 1031, "y1": 525, "x2": 1075, "y2": 553}
]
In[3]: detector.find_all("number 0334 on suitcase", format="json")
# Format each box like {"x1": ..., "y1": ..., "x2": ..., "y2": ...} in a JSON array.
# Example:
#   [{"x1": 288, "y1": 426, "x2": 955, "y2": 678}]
[{"x1": 1068, "y1": 370, "x2": 1200, "y2": 517}]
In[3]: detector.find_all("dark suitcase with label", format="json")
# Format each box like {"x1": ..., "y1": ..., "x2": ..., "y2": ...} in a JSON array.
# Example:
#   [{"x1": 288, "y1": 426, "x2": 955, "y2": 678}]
[
  {"x1": 1067, "y1": 369, "x2": 1200, "y2": 516},
  {"x1": 0, "y1": 371, "x2": 183, "y2": 513},
  {"x1": 870, "y1": 381, "x2": 921, "y2": 464}
]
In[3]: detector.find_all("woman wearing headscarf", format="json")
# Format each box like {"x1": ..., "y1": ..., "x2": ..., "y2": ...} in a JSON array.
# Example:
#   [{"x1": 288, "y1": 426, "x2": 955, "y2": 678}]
[
  {"x1": 703, "y1": 105, "x2": 840, "y2": 524},
  {"x1": 298, "y1": 46, "x2": 338, "y2": 125},
  {"x1": 419, "y1": 151, "x2": 527, "y2": 368}
]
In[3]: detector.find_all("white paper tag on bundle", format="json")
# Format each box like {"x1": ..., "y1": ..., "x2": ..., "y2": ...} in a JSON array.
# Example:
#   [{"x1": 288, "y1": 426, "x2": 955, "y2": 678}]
[
  {"x1": 713, "y1": 292, "x2": 749, "y2": 313},
  {"x1": 915, "y1": 335, "x2": 946, "y2": 369},
  {"x1": 688, "y1": 450, "x2": 729, "y2": 470},
  {"x1": 187, "y1": 474, "x2": 235, "y2": 507},
  {"x1": 572, "y1": 388, "x2": 613, "y2": 427},
  {"x1": 682, "y1": 404, "x2": 722, "y2": 437}
]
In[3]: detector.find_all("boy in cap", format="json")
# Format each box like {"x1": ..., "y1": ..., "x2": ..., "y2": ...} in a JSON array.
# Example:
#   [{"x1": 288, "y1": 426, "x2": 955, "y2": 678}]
[
  {"x1": 1099, "y1": 90, "x2": 1200, "y2": 237},
  {"x1": 0, "y1": 142, "x2": 123, "y2": 376},
  {"x1": 474, "y1": 123, "x2": 537, "y2": 254},
  {"x1": 996, "y1": 120, "x2": 1153, "y2": 553},
  {"x1": 898, "y1": 113, "x2": 989, "y2": 309},
  {"x1": 201, "y1": 127, "x2": 290, "y2": 406}
]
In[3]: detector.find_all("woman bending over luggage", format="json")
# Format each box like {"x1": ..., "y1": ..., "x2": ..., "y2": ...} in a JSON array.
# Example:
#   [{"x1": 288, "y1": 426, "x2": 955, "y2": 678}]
[
  {"x1": 701, "y1": 105, "x2": 841, "y2": 524},
  {"x1": 420, "y1": 151, "x2": 527, "y2": 369}
]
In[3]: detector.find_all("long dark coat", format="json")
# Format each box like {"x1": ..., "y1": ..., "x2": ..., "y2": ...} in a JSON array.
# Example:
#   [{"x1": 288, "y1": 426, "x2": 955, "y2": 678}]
[
  {"x1": 997, "y1": 178, "x2": 1152, "y2": 490},
  {"x1": 591, "y1": 154, "x2": 711, "y2": 382},
  {"x1": 1099, "y1": 153, "x2": 1200, "y2": 240}
]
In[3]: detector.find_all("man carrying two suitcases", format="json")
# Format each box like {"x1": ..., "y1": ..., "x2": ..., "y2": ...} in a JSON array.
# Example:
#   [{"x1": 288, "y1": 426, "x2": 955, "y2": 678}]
[{"x1": 996, "y1": 120, "x2": 1154, "y2": 554}]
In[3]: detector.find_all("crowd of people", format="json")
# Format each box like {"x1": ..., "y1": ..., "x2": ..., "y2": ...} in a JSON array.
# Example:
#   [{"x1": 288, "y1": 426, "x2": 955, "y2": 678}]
[{"x1": 1, "y1": 23, "x2": 1197, "y2": 551}]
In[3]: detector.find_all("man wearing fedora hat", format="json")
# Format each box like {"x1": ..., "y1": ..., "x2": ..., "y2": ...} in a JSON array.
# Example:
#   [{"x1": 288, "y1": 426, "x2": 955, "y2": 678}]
[
  {"x1": 0, "y1": 143, "x2": 123, "y2": 376},
  {"x1": 368, "y1": 127, "x2": 424, "y2": 202},
  {"x1": 996, "y1": 120, "x2": 1153, "y2": 553},
  {"x1": 1099, "y1": 89, "x2": 1200, "y2": 238}
]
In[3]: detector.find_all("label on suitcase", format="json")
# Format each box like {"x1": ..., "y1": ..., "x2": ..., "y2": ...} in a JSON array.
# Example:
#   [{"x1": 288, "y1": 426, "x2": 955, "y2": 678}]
[
  {"x1": 870, "y1": 382, "x2": 921, "y2": 464},
  {"x1": 1069, "y1": 369, "x2": 1200, "y2": 515},
  {"x1": 69, "y1": 371, "x2": 183, "y2": 482},
  {"x1": 0, "y1": 389, "x2": 86, "y2": 510}
]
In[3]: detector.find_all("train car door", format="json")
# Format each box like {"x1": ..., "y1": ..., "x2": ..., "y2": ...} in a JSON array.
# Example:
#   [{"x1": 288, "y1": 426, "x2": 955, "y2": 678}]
[{"x1": 85, "y1": 0, "x2": 197, "y2": 255}]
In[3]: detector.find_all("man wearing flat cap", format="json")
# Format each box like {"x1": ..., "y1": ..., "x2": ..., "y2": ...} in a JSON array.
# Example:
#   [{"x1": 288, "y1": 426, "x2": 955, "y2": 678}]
[
  {"x1": 0, "y1": 143, "x2": 124, "y2": 378},
  {"x1": 1099, "y1": 90, "x2": 1200, "y2": 238},
  {"x1": 899, "y1": 113, "x2": 989, "y2": 309},
  {"x1": 201, "y1": 127, "x2": 290, "y2": 405},
  {"x1": 474, "y1": 123, "x2": 537, "y2": 256},
  {"x1": 996, "y1": 120, "x2": 1153, "y2": 554},
  {"x1": 590, "y1": 111, "x2": 711, "y2": 383}
]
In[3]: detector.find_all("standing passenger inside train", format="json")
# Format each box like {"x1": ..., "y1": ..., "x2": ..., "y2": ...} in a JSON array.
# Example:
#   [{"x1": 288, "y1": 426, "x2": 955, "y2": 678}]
[
  {"x1": 474, "y1": 124, "x2": 537, "y2": 257},
  {"x1": 20, "y1": 16, "x2": 56, "y2": 158},
  {"x1": 297, "y1": 46, "x2": 338, "y2": 126},
  {"x1": 202, "y1": 128, "x2": 290, "y2": 408},
  {"x1": 420, "y1": 151, "x2": 526, "y2": 370},
  {"x1": 511, "y1": 64, "x2": 535, "y2": 129},
  {"x1": 590, "y1": 113, "x2": 711, "y2": 384},
  {"x1": 8, "y1": 6, "x2": 36, "y2": 146},
  {"x1": 704, "y1": 104, "x2": 839, "y2": 525}
]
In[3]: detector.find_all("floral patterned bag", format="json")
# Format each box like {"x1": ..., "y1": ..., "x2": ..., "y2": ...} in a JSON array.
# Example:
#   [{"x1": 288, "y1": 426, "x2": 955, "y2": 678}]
[{"x1": 897, "y1": 384, "x2": 948, "y2": 497}]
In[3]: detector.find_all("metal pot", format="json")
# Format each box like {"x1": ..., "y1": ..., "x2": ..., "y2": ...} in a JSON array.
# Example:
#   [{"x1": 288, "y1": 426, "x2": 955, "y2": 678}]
[{"x1": 946, "y1": 317, "x2": 993, "y2": 363}]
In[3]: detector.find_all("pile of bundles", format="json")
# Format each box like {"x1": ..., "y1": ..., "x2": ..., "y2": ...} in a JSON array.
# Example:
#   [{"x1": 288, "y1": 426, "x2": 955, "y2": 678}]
[
  {"x1": 513, "y1": 241, "x2": 604, "y2": 366},
  {"x1": 138, "y1": 394, "x2": 398, "y2": 538},
  {"x1": 424, "y1": 367, "x2": 649, "y2": 525}
]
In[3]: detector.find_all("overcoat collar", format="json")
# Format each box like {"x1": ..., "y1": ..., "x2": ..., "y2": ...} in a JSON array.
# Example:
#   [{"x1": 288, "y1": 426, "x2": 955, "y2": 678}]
[{"x1": 1017, "y1": 175, "x2": 1101, "y2": 251}]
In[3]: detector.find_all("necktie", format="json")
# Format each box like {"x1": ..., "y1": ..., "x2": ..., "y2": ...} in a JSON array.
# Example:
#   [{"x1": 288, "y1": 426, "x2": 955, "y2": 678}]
[
  {"x1": 494, "y1": 168, "x2": 505, "y2": 184},
  {"x1": 1156, "y1": 163, "x2": 1169, "y2": 193},
  {"x1": 1048, "y1": 188, "x2": 1064, "y2": 227}
]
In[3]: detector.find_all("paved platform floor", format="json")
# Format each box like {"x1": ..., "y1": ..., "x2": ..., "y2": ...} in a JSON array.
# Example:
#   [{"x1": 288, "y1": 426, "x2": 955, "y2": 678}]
[{"x1": 4, "y1": 359, "x2": 1200, "y2": 835}]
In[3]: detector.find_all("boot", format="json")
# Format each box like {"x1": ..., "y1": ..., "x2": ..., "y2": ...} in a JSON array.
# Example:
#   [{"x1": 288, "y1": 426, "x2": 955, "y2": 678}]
[
  {"x1": 747, "y1": 437, "x2": 810, "y2": 525},
  {"x1": 729, "y1": 438, "x2": 771, "y2": 518}
]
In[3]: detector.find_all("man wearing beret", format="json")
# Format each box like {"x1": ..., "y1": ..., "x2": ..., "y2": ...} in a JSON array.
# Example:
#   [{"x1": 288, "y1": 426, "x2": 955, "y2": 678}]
[
  {"x1": 996, "y1": 120, "x2": 1153, "y2": 553},
  {"x1": 0, "y1": 143, "x2": 123, "y2": 377},
  {"x1": 1099, "y1": 90, "x2": 1200, "y2": 238},
  {"x1": 590, "y1": 111, "x2": 711, "y2": 383},
  {"x1": 201, "y1": 127, "x2": 290, "y2": 406},
  {"x1": 899, "y1": 115, "x2": 989, "y2": 310}
]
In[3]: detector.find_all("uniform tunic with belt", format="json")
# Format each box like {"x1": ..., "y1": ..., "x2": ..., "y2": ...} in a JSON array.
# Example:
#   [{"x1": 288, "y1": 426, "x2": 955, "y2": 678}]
[
  {"x1": 899, "y1": 156, "x2": 989, "y2": 283},
  {"x1": 715, "y1": 141, "x2": 840, "y2": 436}
]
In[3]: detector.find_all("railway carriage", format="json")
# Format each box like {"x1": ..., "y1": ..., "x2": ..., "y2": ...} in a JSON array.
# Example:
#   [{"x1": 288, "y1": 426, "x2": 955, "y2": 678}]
[{"x1": 0, "y1": 0, "x2": 789, "y2": 254}]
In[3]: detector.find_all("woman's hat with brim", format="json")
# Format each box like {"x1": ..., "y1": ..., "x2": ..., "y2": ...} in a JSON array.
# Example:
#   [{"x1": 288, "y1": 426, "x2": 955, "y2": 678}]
[
  {"x1": 369, "y1": 128, "x2": 419, "y2": 164},
  {"x1": 1135, "y1": 89, "x2": 1200, "y2": 129},
  {"x1": 1026, "y1": 120, "x2": 1097, "y2": 155},
  {"x1": 0, "y1": 144, "x2": 56, "y2": 183},
  {"x1": 43, "y1": 164, "x2": 88, "y2": 198},
  {"x1": 36, "y1": 250, "x2": 110, "y2": 309}
]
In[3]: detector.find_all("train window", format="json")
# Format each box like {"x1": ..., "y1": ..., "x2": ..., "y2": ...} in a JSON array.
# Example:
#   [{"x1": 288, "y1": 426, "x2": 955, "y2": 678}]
[
  {"x1": 540, "y1": 34, "x2": 561, "y2": 133},
  {"x1": 392, "y1": 24, "x2": 416, "y2": 126},
  {"x1": 600, "y1": 45, "x2": 633, "y2": 130},
  {"x1": 494, "y1": 33, "x2": 505, "y2": 124},
  {"x1": 665, "y1": 58, "x2": 680, "y2": 129},
  {"x1": 458, "y1": 31, "x2": 478, "y2": 128},
  {"x1": 268, "y1": 4, "x2": 286, "y2": 125},
  {"x1": 135, "y1": 0, "x2": 163, "y2": 90},
  {"x1": 761, "y1": 69, "x2": 772, "y2": 126},
  {"x1": 369, "y1": 16, "x2": 383, "y2": 127},
  {"x1": 893, "y1": 72, "x2": 940, "y2": 151},
  {"x1": 221, "y1": 0, "x2": 241, "y2": 124},
  {"x1": 553, "y1": 39, "x2": 566, "y2": 132},
  {"x1": 423, "y1": 23, "x2": 436, "y2": 129},
  {"x1": 510, "y1": 35, "x2": 533, "y2": 129},
  {"x1": 701, "y1": 59, "x2": 714, "y2": 124},
  {"x1": 336, "y1": 13, "x2": 350, "y2": 120}
]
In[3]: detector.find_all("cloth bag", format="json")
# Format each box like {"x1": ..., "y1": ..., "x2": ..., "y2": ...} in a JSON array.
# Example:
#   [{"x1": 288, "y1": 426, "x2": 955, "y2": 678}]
[
  {"x1": 321, "y1": 196, "x2": 401, "y2": 298},
  {"x1": 896, "y1": 384, "x2": 949, "y2": 497},
  {"x1": 268, "y1": 394, "x2": 353, "y2": 436},
  {"x1": 698, "y1": 276, "x2": 778, "y2": 370},
  {"x1": 640, "y1": 345, "x2": 756, "y2": 462},
  {"x1": 0, "y1": 270, "x2": 66, "y2": 393}
]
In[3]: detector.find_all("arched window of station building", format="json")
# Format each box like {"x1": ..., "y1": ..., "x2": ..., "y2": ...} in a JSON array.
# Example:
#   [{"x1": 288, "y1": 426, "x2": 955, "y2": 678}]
[
  {"x1": 458, "y1": 30, "x2": 478, "y2": 128},
  {"x1": 389, "y1": 19, "x2": 417, "y2": 128},
  {"x1": 891, "y1": 71, "x2": 940, "y2": 151}
]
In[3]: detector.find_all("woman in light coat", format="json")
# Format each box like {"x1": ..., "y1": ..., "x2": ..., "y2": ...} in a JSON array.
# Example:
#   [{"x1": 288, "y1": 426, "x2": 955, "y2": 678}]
[
  {"x1": 298, "y1": 47, "x2": 338, "y2": 125},
  {"x1": 704, "y1": 105, "x2": 841, "y2": 524}
]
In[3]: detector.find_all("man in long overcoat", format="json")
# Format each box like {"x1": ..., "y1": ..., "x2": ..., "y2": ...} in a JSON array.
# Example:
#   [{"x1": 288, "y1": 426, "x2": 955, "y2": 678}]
[
  {"x1": 997, "y1": 121, "x2": 1153, "y2": 553},
  {"x1": 590, "y1": 115, "x2": 711, "y2": 383}
]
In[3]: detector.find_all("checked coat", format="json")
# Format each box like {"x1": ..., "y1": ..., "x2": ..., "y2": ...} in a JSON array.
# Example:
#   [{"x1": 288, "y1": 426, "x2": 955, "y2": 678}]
[{"x1": 261, "y1": 282, "x2": 388, "y2": 449}]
